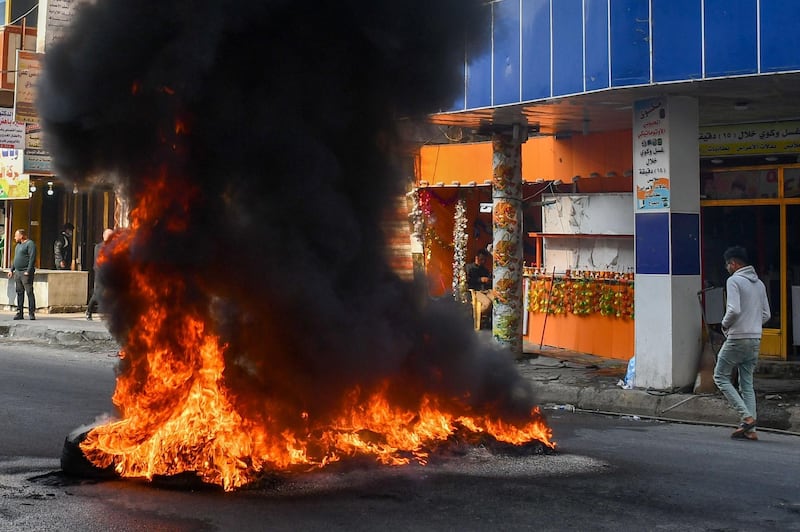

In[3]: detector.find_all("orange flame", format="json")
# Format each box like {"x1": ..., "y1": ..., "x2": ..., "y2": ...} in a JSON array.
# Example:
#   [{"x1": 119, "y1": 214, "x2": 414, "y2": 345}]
[{"x1": 80, "y1": 172, "x2": 554, "y2": 491}]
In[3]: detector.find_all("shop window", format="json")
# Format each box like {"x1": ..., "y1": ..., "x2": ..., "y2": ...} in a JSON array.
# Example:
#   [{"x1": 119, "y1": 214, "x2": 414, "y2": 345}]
[
  {"x1": 703, "y1": 169, "x2": 778, "y2": 199},
  {"x1": 784, "y1": 168, "x2": 800, "y2": 198}
]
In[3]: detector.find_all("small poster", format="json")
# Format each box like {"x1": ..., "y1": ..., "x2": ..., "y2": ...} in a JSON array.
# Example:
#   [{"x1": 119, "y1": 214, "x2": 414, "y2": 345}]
[
  {"x1": 633, "y1": 98, "x2": 670, "y2": 211},
  {"x1": 0, "y1": 149, "x2": 29, "y2": 199}
]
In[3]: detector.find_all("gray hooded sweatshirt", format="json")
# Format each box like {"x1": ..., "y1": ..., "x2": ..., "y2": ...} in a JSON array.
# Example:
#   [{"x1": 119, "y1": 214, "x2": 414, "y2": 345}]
[{"x1": 721, "y1": 265, "x2": 771, "y2": 339}]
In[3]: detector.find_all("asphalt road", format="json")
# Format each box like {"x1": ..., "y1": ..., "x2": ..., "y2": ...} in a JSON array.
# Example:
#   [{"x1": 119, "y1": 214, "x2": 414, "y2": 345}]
[{"x1": 1, "y1": 342, "x2": 799, "y2": 531}]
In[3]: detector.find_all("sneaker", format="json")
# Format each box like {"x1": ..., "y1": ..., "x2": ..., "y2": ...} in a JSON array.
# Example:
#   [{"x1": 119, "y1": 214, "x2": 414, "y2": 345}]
[
  {"x1": 86, "y1": 314, "x2": 93, "y2": 321},
  {"x1": 13, "y1": 314, "x2": 23, "y2": 320},
  {"x1": 28, "y1": 315, "x2": 35, "y2": 320}
]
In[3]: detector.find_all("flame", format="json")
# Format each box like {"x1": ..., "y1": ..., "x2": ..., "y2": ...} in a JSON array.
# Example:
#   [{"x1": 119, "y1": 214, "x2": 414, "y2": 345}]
[{"x1": 80, "y1": 171, "x2": 554, "y2": 491}]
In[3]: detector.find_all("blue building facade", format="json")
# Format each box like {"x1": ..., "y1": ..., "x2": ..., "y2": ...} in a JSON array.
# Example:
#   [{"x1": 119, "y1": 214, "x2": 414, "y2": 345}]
[
  {"x1": 450, "y1": 0, "x2": 800, "y2": 113},
  {"x1": 430, "y1": 0, "x2": 800, "y2": 385}
]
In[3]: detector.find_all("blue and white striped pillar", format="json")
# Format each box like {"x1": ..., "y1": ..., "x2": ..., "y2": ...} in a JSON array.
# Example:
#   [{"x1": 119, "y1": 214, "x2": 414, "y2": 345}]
[{"x1": 632, "y1": 96, "x2": 702, "y2": 390}]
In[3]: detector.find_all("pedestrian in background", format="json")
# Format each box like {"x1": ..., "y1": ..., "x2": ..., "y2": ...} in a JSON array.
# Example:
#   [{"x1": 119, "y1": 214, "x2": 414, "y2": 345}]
[
  {"x1": 54, "y1": 222, "x2": 74, "y2": 270},
  {"x1": 466, "y1": 248, "x2": 495, "y2": 320},
  {"x1": 713, "y1": 246, "x2": 770, "y2": 441},
  {"x1": 7, "y1": 229, "x2": 37, "y2": 320},
  {"x1": 86, "y1": 228, "x2": 114, "y2": 320}
]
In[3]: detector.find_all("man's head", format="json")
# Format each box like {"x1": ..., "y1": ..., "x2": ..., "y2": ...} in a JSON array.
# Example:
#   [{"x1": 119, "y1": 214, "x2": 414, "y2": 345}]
[
  {"x1": 102, "y1": 228, "x2": 114, "y2": 242},
  {"x1": 724, "y1": 246, "x2": 749, "y2": 274},
  {"x1": 14, "y1": 229, "x2": 26, "y2": 242},
  {"x1": 475, "y1": 248, "x2": 491, "y2": 265},
  {"x1": 63, "y1": 223, "x2": 74, "y2": 236}
]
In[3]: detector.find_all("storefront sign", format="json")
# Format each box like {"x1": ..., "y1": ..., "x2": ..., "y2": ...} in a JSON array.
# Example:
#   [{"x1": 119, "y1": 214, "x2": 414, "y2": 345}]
[
  {"x1": 0, "y1": 149, "x2": 29, "y2": 199},
  {"x1": 699, "y1": 121, "x2": 800, "y2": 156},
  {"x1": 22, "y1": 123, "x2": 54, "y2": 174},
  {"x1": 0, "y1": 109, "x2": 25, "y2": 149},
  {"x1": 14, "y1": 51, "x2": 44, "y2": 124},
  {"x1": 633, "y1": 98, "x2": 670, "y2": 211}
]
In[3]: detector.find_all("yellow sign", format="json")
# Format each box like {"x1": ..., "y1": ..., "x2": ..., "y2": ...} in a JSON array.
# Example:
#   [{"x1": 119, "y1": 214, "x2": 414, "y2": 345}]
[{"x1": 699, "y1": 121, "x2": 800, "y2": 156}]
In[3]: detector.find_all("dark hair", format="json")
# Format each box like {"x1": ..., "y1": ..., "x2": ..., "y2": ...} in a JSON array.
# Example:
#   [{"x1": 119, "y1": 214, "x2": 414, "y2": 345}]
[
  {"x1": 723, "y1": 246, "x2": 749, "y2": 265},
  {"x1": 477, "y1": 249, "x2": 491, "y2": 259},
  {"x1": 64, "y1": 222, "x2": 74, "y2": 230}
]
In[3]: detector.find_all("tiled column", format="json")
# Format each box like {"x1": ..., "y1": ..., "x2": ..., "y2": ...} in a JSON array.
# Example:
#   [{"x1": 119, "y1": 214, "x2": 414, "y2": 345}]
[
  {"x1": 633, "y1": 96, "x2": 702, "y2": 390},
  {"x1": 492, "y1": 128, "x2": 524, "y2": 354}
]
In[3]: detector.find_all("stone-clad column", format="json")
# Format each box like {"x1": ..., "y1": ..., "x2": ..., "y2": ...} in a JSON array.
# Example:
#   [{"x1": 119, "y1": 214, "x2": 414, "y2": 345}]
[{"x1": 491, "y1": 127, "x2": 524, "y2": 354}]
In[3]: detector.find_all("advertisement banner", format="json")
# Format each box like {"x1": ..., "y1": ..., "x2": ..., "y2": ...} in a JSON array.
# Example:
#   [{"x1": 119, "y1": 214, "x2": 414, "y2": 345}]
[
  {"x1": 699, "y1": 121, "x2": 800, "y2": 157},
  {"x1": 14, "y1": 51, "x2": 44, "y2": 124},
  {"x1": 633, "y1": 98, "x2": 670, "y2": 211},
  {"x1": 0, "y1": 149, "x2": 29, "y2": 199},
  {"x1": 0, "y1": 108, "x2": 25, "y2": 149}
]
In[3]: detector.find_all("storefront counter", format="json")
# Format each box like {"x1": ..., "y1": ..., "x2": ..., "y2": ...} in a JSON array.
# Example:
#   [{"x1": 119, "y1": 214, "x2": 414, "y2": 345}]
[
  {"x1": 2, "y1": 269, "x2": 88, "y2": 313},
  {"x1": 525, "y1": 311, "x2": 633, "y2": 361},
  {"x1": 524, "y1": 271, "x2": 634, "y2": 361}
]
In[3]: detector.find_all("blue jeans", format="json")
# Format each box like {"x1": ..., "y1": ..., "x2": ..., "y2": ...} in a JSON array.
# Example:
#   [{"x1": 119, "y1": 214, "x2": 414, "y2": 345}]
[{"x1": 713, "y1": 338, "x2": 760, "y2": 423}]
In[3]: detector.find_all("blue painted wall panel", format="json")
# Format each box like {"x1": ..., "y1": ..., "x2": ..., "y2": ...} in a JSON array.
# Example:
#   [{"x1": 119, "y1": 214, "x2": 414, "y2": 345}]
[
  {"x1": 584, "y1": 0, "x2": 609, "y2": 91},
  {"x1": 704, "y1": 0, "x2": 757, "y2": 77},
  {"x1": 760, "y1": 0, "x2": 800, "y2": 72},
  {"x1": 493, "y1": 0, "x2": 522, "y2": 105},
  {"x1": 466, "y1": 32, "x2": 492, "y2": 109},
  {"x1": 652, "y1": 0, "x2": 702, "y2": 81},
  {"x1": 552, "y1": 0, "x2": 583, "y2": 96},
  {"x1": 671, "y1": 213, "x2": 700, "y2": 275},
  {"x1": 636, "y1": 213, "x2": 670, "y2": 274},
  {"x1": 610, "y1": 0, "x2": 649, "y2": 86},
  {"x1": 521, "y1": 0, "x2": 551, "y2": 101}
]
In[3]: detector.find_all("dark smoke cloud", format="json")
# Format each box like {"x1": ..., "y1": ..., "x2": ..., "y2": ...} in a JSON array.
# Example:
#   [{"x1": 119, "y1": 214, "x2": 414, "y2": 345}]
[{"x1": 38, "y1": 0, "x2": 543, "y2": 428}]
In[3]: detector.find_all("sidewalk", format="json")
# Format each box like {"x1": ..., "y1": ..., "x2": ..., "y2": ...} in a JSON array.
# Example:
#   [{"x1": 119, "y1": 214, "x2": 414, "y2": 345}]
[{"x1": 2, "y1": 311, "x2": 799, "y2": 434}]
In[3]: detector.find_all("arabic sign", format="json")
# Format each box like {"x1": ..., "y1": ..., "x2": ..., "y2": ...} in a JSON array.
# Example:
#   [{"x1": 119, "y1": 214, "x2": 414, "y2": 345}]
[
  {"x1": 0, "y1": 108, "x2": 25, "y2": 149},
  {"x1": 14, "y1": 51, "x2": 44, "y2": 124},
  {"x1": 41, "y1": 0, "x2": 96, "y2": 52},
  {"x1": 0, "y1": 149, "x2": 29, "y2": 200},
  {"x1": 23, "y1": 123, "x2": 54, "y2": 174},
  {"x1": 699, "y1": 121, "x2": 800, "y2": 156},
  {"x1": 633, "y1": 97, "x2": 670, "y2": 211}
]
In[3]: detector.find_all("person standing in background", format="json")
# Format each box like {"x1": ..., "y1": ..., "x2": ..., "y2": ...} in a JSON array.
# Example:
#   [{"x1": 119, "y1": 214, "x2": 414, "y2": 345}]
[
  {"x1": 7, "y1": 229, "x2": 37, "y2": 320},
  {"x1": 54, "y1": 222, "x2": 74, "y2": 270},
  {"x1": 86, "y1": 228, "x2": 114, "y2": 320}
]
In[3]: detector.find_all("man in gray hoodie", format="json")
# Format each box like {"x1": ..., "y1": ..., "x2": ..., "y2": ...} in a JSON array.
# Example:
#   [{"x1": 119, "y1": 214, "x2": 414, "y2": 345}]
[{"x1": 713, "y1": 246, "x2": 771, "y2": 440}]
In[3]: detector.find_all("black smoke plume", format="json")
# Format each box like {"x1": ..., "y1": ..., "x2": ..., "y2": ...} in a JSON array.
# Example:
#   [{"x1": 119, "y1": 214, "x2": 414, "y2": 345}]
[{"x1": 38, "y1": 0, "x2": 543, "y2": 431}]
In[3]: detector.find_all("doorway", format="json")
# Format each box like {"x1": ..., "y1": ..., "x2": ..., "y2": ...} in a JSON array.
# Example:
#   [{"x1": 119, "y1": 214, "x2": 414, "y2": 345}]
[{"x1": 701, "y1": 165, "x2": 800, "y2": 360}]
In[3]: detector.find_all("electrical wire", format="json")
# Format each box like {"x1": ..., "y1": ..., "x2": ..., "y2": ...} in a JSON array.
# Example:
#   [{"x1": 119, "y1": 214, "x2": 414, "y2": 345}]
[{"x1": 6, "y1": 3, "x2": 39, "y2": 27}]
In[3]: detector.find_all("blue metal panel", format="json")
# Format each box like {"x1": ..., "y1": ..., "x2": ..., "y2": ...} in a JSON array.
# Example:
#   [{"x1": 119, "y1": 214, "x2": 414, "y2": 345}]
[
  {"x1": 584, "y1": 0, "x2": 609, "y2": 91},
  {"x1": 610, "y1": 0, "x2": 650, "y2": 86},
  {"x1": 552, "y1": 0, "x2": 583, "y2": 96},
  {"x1": 760, "y1": 0, "x2": 800, "y2": 72},
  {"x1": 671, "y1": 213, "x2": 700, "y2": 275},
  {"x1": 466, "y1": 32, "x2": 492, "y2": 109},
  {"x1": 652, "y1": 0, "x2": 702, "y2": 81},
  {"x1": 636, "y1": 213, "x2": 670, "y2": 275},
  {"x1": 704, "y1": 0, "x2": 757, "y2": 77},
  {"x1": 493, "y1": 0, "x2": 521, "y2": 105},
  {"x1": 521, "y1": 0, "x2": 551, "y2": 101}
]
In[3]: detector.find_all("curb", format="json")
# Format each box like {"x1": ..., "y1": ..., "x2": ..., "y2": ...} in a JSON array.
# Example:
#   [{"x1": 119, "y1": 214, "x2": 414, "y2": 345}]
[
  {"x1": 536, "y1": 383, "x2": 800, "y2": 434},
  {"x1": 4, "y1": 322, "x2": 117, "y2": 348}
]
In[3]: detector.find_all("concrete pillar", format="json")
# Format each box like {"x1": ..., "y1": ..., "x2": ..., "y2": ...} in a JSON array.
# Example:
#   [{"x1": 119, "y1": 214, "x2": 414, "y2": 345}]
[
  {"x1": 632, "y1": 96, "x2": 702, "y2": 390},
  {"x1": 491, "y1": 127, "x2": 524, "y2": 354}
]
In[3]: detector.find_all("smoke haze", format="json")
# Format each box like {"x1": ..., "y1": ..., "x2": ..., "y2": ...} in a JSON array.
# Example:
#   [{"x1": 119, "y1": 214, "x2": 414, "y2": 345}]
[{"x1": 37, "y1": 0, "x2": 543, "y2": 430}]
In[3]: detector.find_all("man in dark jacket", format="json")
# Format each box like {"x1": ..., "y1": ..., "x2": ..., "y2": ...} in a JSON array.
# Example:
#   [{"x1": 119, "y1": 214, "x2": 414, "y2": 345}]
[
  {"x1": 466, "y1": 249, "x2": 495, "y2": 319},
  {"x1": 54, "y1": 222, "x2": 74, "y2": 270},
  {"x1": 7, "y1": 229, "x2": 37, "y2": 320}
]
